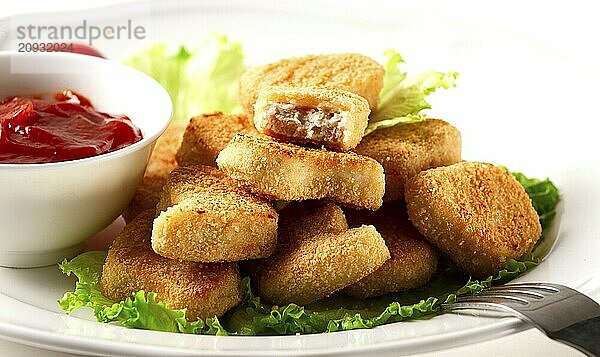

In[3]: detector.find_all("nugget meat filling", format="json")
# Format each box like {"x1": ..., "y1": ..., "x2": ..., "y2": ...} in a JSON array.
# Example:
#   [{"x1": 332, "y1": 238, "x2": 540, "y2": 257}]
[{"x1": 262, "y1": 103, "x2": 346, "y2": 143}]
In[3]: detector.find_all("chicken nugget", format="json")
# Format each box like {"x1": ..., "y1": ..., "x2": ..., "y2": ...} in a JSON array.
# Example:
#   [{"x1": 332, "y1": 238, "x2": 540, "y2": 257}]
[
  {"x1": 101, "y1": 210, "x2": 242, "y2": 320},
  {"x1": 405, "y1": 162, "x2": 542, "y2": 278},
  {"x1": 239, "y1": 53, "x2": 384, "y2": 115},
  {"x1": 176, "y1": 112, "x2": 255, "y2": 167},
  {"x1": 342, "y1": 202, "x2": 438, "y2": 298},
  {"x1": 251, "y1": 202, "x2": 390, "y2": 305},
  {"x1": 153, "y1": 165, "x2": 278, "y2": 262},
  {"x1": 216, "y1": 134, "x2": 385, "y2": 210},
  {"x1": 355, "y1": 119, "x2": 461, "y2": 202},
  {"x1": 122, "y1": 121, "x2": 186, "y2": 222},
  {"x1": 253, "y1": 86, "x2": 370, "y2": 151}
]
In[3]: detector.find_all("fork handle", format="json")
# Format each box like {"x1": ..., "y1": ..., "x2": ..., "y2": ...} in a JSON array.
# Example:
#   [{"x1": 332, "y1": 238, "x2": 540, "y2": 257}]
[{"x1": 548, "y1": 316, "x2": 600, "y2": 356}]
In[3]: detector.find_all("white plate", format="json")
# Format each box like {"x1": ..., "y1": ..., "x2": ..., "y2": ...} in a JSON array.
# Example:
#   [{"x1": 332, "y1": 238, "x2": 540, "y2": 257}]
[{"x1": 1, "y1": 0, "x2": 599, "y2": 355}]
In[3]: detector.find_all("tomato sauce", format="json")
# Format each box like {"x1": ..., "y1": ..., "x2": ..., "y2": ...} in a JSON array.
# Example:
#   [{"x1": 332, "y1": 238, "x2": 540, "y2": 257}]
[{"x1": 0, "y1": 90, "x2": 142, "y2": 164}]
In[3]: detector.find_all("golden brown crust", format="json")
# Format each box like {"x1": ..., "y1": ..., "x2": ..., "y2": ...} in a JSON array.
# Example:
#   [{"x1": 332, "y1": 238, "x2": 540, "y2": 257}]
[
  {"x1": 253, "y1": 86, "x2": 370, "y2": 151},
  {"x1": 342, "y1": 202, "x2": 438, "y2": 298},
  {"x1": 122, "y1": 121, "x2": 187, "y2": 222},
  {"x1": 355, "y1": 119, "x2": 462, "y2": 202},
  {"x1": 155, "y1": 165, "x2": 230, "y2": 213},
  {"x1": 250, "y1": 202, "x2": 390, "y2": 305},
  {"x1": 404, "y1": 162, "x2": 542, "y2": 278},
  {"x1": 216, "y1": 134, "x2": 385, "y2": 210},
  {"x1": 239, "y1": 53, "x2": 384, "y2": 115},
  {"x1": 176, "y1": 112, "x2": 254, "y2": 167},
  {"x1": 101, "y1": 210, "x2": 242, "y2": 320},
  {"x1": 152, "y1": 165, "x2": 278, "y2": 262}
]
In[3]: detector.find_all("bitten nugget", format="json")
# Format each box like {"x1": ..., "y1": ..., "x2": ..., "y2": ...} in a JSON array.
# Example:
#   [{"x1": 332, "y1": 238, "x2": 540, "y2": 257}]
[
  {"x1": 153, "y1": 165, "x2": 278, "y2": 262},
  {"x1": 342, "y1": 202, "x2": 438, "y2": 298},
  {"x1": 251, "y1": 202, "x2": 390, "y2": 305},
  {"x1": 122, "y1": 121, "x2": 186, "y2": 222},
  {"x1": 355, "y1": 119, "x2": 461, "y2": 202},
  {"x1": 101, "y1": 210, "x2": 242, "y2": 320},
  {"x1": 240, "y1": 53, "x2": 384, "y2": 115},
  {"x1": 176, "y1": 112, "x2": 254, "y2": 167},
  {"x1": 216, "y1": 134, "x2": 385, "y2": 210},
  {"x1": 405, "y1": 162, "x2": 542, "y2": 278},
  {"x1": 253, "y1": 86, "x2": 370, "y2": 151}
]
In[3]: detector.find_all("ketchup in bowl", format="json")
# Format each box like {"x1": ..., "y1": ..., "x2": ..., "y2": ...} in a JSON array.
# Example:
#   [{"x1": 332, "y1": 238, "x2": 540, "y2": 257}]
[{"x1": 0, "y1": 90, "x2": 142, "y2": 164}]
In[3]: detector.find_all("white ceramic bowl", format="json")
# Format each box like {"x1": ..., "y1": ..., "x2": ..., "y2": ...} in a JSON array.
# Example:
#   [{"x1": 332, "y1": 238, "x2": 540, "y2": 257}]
[{"x1": 0, "y1": 52, "x2": 172, "y2": 268}]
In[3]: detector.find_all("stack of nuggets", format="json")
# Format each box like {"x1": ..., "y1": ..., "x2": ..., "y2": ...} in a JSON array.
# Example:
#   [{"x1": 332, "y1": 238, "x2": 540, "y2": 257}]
[
  {"x1": 243, "y1": 55, "x2": 381, "y2": 152},
  {"x1": 111, "y1": 121, "x2": 278, "y2": 320},
  {"x1": 101, "y1": 210, "x2": 242, "y2": 320},
  {"x1": 107, "y1": 164, "x2": 278, "y2": 320},
  {"x1": 109, "y1": 51, "x2": 544, "y2": 320},
  {"x1": 251, "y1": 202, "x2": 390, "y2": 305},
  {"x1": 217, "y1": 53, "x2": 388, "y2": 210}
]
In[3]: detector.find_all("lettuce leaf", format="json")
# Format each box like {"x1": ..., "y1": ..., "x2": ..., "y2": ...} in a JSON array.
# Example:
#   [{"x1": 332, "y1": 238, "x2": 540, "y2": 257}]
[
  {"x1": 57, "y1": 254, "x2": 539, "y2": 335},
  {"x1": 58, "y1": 170, "x2": 556, "y2": 335},
  {"x1": 449, "y1": 255, "x2": 539, "y2": 299},
  {"x1": 228, "y1": 277, "x2": 440, "y2": 335},
  {"x1": 365, "y1": 49, "x2": 458, "y2": 135},
  {"x1": 123, "y1": 33, "x2": 245, "y2": 121}
]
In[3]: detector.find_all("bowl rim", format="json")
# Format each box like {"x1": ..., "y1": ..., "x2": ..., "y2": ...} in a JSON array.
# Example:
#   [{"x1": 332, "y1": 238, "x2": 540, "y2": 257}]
[{"x1": 0, "y1": 51, "x2": 173, "y2": 169}]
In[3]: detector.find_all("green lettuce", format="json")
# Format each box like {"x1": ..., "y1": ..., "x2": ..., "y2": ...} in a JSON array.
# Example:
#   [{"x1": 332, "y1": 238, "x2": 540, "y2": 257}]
[
  {"x1": 58, "y1": 170, "x2": 557, "y2": 335},
  {"x1": 123, "y1": 33, "x2": 245, "y2": 121},
  {"x1": 58, "y1": 253, "x2": 538, "y2": 335},
  {"x1": 366, "y1": 49, "x2": 458, "y2": 135}
]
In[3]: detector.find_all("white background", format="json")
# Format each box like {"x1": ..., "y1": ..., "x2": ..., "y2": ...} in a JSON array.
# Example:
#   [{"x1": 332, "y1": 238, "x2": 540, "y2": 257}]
[{"x1": 1, "y1": 0, "x2": 597, "y2": 356}]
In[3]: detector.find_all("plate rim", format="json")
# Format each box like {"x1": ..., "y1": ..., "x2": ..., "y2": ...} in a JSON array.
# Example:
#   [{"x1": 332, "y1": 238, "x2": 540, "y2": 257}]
[{"x1": 1, "y1": 0, "x2": 599, "y2": 355}]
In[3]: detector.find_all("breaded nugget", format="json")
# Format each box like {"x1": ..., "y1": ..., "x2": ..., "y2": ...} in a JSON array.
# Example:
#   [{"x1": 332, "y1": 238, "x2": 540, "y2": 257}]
[
  {"x1": 355, "y1": 119, "x2": 461, "y2": 202},
  {"x1": 240, "y1": 53, "x2": 384, "y2": 115},
  {"x1": 122, "y1": 176, "x2": 165, "y2": 223},
  {"x1": 216, "y1": 134, "x2": 385, "y2": 210},
  {"x1": 152, "y1": 165, "x2": 278, "y2": 262},
  {"x1": 122, "y1": 121, "x2": 187, "y2": 222},
  {"x1": 253, "y1": 86, "x2": 370, "y2": 151},
  {"x1": 405, "y1": 162, "x2": 542, "y2": 278},
  {"x1": 251, "y1": 202, "x2": 390, "y2": 305},
  {"x1": 176, "y1": 112, "x2": 254, "y2": 167},
  {"x1": 101, "y1": 210, "x2": 242, "y2": 320},
  {"x1": 144, "y1": 121, "x2": 187, "y2": 178},
  {"x1": 342, "y1": 203, "x2": 438, "y2": 298}
]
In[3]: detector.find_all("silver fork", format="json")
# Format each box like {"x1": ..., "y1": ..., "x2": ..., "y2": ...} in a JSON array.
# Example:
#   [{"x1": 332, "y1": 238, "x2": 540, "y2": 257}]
[{"x1": 441, "y1": 283, "x2": 600, "y2": 356}]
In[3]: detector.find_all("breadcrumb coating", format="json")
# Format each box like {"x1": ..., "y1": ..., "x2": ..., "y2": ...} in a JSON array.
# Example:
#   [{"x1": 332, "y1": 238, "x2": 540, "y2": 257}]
[
  {"x1": 152, "y1": 165, "x2": 278, "y2": 262},
  {"x1": 122, "y1": 121, "x2": 186, "y2": 222},
  {"x1": 404, "y1": 162, "x2": 542, "y2": 278},
  {"x1": 101, "y1": 210, "x2": 242, "y2": 320},
  {"x1": 176, "y1": 112, "x2": 255, "y2": 167},
  {"x1": 251, "y1": 202, "x2": 390, "y2": 305},
  {"x1": 342, "y1": 202, "x2": 438, "y2": 298},
  {"x1": 239, "y1": 53, "x2": 384, "y2": 115},
  {"x1": 216, "y1": 134, "x2": 385, "y2": 210},
  {"x1": 355, "y1": 119, "x2": 461, "y2": 202}
]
